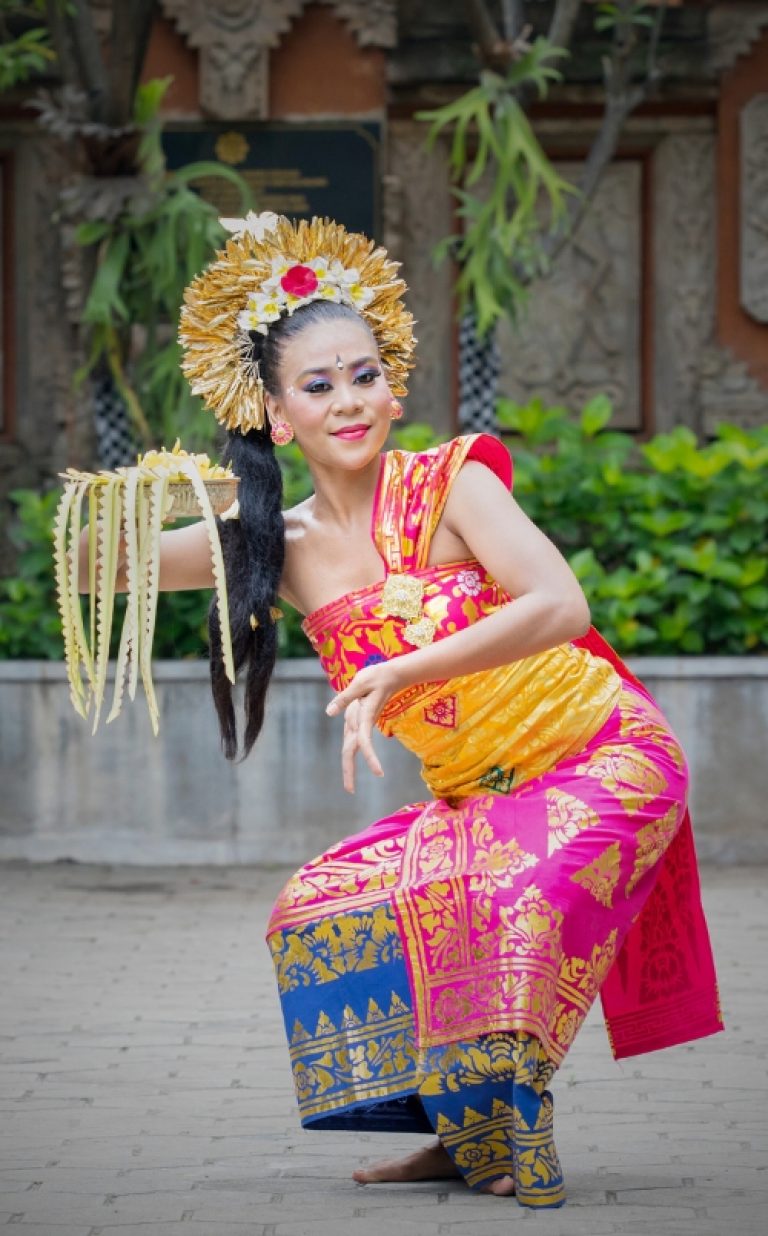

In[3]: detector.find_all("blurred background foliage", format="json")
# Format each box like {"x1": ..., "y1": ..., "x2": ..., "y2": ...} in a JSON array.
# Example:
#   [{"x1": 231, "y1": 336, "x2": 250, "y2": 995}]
[
  {"x1": 3, "y1": 411, "x2": 767, "y2": 661},
  {"x1": 72, "y1": 76, "x2": 252, "y2": 451},
  {"x1": 497, "y1": 399, "x2": 768, "y2": 654}
]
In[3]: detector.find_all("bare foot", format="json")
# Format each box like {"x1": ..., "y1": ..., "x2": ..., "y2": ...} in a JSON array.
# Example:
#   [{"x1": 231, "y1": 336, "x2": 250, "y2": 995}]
[
  {"x1": 481, "y1": 1174, "x2": 516, "y2": 1196},
  {"x1": 353, "y1": 1140, "x2": 461, "y2": 1184}
]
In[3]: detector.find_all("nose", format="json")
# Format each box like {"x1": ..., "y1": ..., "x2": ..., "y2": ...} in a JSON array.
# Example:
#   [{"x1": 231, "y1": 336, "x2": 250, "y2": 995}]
[{"x1": 330, "y1": 379, "x2": 364, "y2": 414}]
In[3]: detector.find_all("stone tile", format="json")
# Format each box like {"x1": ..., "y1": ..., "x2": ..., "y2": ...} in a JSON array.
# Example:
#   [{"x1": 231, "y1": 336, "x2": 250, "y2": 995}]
[{"x1": 0, "y1": 863, "x2": 765, "y2": 1236}]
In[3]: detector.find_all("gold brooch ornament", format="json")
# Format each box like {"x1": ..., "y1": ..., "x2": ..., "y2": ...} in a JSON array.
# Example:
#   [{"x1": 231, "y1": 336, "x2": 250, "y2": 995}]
[
  {"x1": 381, "y1": 574, "x2": 425, "y2": 621},
  {"x1": 380, "y1": 574, "x2": 436, "y2": 647},
  {"x1": 403, "y1": 616, "x2": 437, "y2": 648},
  {"x1": 179, "y1": 214, "x2": 416, "y2": 435}
]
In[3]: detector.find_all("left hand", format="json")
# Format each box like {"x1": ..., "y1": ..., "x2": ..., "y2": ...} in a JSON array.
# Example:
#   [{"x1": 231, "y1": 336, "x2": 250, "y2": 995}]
[{"x1": 326, "y1": 662, "x2": 399, "y2": 793}]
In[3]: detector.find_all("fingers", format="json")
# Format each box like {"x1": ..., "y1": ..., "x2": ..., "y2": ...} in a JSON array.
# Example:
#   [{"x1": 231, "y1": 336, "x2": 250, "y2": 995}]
[
  {"x1": 326, "y1": 671, "x2": 370, "y2": 717},
  {"x1": 339, "y1": 699, "x2": 384, "y2": 794},
  {"x1": 355, "y1": 704, "x2": 384, "y2": 781},
  {"x1": 341, "y1": 700, "x2": 360, "y2": 794}
]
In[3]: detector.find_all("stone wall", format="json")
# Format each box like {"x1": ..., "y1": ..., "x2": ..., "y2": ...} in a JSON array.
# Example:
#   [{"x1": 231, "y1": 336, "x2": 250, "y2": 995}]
[
  {"x1": 1, "y1": 658, "x2": 766, "y2": 866},
  {"x1": 3, "y1": 0, "x2": 768, "y2": 571}
]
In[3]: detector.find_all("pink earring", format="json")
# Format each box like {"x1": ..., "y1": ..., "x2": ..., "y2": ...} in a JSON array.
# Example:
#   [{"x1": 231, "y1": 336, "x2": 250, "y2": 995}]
[
  {"x1": 389, "y1": 399, "x2": 403, "y2": 421},
  {"x1": 270, "y1": 419, "x2": 294, "y2": 446}
]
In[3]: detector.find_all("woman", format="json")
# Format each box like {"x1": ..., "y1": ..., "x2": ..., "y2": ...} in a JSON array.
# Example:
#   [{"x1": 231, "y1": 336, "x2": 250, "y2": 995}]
[{"x1": 153, "y1": 213, "x2": 721, "y2": 1207}]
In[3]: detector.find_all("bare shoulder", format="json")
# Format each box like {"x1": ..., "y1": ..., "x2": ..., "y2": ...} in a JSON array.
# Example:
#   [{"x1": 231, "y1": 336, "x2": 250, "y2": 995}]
[
  {"x1": 279, "y1": 498, "x2": 314, "y2": 610},
  {"x1": 282, "y1": 496, "x2": 313, "y2": 544}
]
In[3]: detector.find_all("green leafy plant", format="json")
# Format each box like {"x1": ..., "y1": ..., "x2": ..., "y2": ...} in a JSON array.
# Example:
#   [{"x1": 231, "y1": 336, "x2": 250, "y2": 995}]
[
  {"x1": 594, "y1": 2, "x2": 656, "y2": 34},
  {"x1": 76, "y1": 77, "x2": 253, "y2": 452},
  {"x1": 0, "y1": 488, "x2": 62, "y2": 657},
  {"x1": 498, "y1": 397, "x2": 768, "y2": 654},
  {"x1": 0, "y1": 1, "x2": 54, "y2": 92},
  {"x1": 9, "y1": 409, "x2": 762, "y2": 663},
  {"x1": 418, "y1": 39, "x2": 575, "y2": 335}
]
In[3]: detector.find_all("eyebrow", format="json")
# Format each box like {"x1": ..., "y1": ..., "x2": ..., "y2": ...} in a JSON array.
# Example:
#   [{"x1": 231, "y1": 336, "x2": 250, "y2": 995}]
[{"x1": 296, "y1": 356, "x2": 378, "y2": 380}]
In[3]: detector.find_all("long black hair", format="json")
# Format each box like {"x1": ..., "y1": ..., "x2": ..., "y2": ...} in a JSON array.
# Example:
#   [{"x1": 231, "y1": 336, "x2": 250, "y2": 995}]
[{"x1": 209, "y1": 298, "x2": 370, "y2": 760}]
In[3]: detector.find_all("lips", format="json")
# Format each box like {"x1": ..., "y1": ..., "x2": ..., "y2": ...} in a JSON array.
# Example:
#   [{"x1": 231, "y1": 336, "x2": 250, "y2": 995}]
[{"x1": 333, "y1": 424, "x2": 370, "y2": 440}]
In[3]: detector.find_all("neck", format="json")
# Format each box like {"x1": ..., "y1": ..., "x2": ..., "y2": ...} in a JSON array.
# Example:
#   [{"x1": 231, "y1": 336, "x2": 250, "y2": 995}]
[{"x1": 307, "y1": 454, "x2": 383, "y2": 528}]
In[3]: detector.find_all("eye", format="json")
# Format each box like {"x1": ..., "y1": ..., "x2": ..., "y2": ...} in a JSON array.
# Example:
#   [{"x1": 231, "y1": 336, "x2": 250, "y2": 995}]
[
  {"x1": 304, "y1": 379, "x2": 331, "y2": 395},
  {"x1": 355, "y1": 368, "x2": 380, "y2": 385}
]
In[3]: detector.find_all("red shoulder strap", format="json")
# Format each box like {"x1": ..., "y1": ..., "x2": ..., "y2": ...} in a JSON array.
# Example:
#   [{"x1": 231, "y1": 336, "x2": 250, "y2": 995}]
[{"x1": 375, "y1": 434, "x2": 511, "y2": 572}]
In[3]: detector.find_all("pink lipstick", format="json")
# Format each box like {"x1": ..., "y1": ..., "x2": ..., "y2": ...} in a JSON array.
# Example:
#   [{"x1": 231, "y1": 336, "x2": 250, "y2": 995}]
[{"x1": 333, "y1": 425, "x2": 370, "y2": 440}]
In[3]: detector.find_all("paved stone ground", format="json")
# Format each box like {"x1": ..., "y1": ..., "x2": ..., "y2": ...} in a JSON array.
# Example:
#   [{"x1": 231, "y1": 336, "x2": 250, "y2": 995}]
[{"x1": 0, "y1": 862, "x2": 765, "y2": 1236}]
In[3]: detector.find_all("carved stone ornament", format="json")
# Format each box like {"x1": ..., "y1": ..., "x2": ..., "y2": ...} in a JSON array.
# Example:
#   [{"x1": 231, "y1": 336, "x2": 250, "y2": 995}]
[
  {"x1": 159, "y1": 0, "x2": 396, "y2": 119},
  {"x1": 708, "y1": 4, "x2": 768, "y2": 72},
  {"x1": 498, "y1": 161, "x2": 643, "y2": 431},
  {"x1": 740, "y1": 95, "x2": 768, "y2": 323},
  {"x1": 653, "y1": 132, "x2": 768, "y2": 434}
]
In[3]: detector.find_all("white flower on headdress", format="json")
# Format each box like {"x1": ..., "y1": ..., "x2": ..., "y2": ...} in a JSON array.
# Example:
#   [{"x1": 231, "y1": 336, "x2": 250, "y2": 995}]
[
  {"x1": 220, "y1": 211, "x2": 280, "y2": 241},
  {"x1": 235, "y1": 250, "x2": 377, "y2": 336},
  {"x1": 346, "y1": 282, "x2": 375, "y2": 309},
  {"x1": 308, "y1": 257, "x2": 333, "y2": 280},
  {"x1": 237, "y1": 291, "x2": 282, "y2": 335},
  {"x1": 337, "y1": 265, "x2": 362, "y2": 287}
]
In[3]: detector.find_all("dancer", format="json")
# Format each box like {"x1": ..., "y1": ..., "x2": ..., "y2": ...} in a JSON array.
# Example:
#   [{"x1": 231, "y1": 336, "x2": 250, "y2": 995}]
[{"x1": 158, "y1": 213, "x2": 721, "y2": 1207}]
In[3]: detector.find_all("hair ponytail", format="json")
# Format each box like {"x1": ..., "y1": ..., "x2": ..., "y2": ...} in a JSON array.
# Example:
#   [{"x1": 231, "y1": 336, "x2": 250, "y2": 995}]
[
  {"x1": 209, "y1": 425, "x2": 284, "y2": 760},
  {"x1": 209, "y1": 297, "x2": 370, "y2": 759}
]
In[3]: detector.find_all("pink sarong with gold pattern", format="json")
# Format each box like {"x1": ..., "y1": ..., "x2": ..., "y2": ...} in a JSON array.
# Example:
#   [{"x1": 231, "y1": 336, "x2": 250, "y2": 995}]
[{"x1": 266, "y1": 434, "x2": 722, "y2": 1207}]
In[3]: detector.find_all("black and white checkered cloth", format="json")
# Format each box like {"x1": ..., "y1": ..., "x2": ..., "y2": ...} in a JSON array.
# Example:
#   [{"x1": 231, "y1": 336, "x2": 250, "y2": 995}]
[
  {"x1": 93, "y1": 372, "x2": 139, "y2": 469},
  {"x1": 458, "y1": 311, "x2": 500, "y2": 433}
]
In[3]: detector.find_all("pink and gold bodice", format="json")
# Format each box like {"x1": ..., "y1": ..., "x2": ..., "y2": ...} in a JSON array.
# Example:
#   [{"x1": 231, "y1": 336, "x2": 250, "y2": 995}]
[{"x1": 303, "y1": 435, "x2": 621, "y2": 801}]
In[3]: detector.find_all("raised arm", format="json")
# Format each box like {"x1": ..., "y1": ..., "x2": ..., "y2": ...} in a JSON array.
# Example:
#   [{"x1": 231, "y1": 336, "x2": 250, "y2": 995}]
[{"x1": 77, "y1": 518, "x2": 216, "y2": 593}]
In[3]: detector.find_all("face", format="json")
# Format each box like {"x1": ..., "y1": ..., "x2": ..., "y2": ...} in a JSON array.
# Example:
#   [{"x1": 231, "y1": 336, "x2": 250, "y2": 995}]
[{"x1": 265, "y1": 318, "x2": 394, "y2": 467}]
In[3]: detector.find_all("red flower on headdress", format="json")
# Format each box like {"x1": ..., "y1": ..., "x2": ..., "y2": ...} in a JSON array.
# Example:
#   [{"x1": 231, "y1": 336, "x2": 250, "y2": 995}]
[{"x1": 281, "y1": 265, "x2": 319, "y2": 298}]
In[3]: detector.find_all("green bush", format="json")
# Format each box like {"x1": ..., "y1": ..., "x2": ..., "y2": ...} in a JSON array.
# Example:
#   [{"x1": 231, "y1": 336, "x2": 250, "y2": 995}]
[
  {"x1": 3, "y1": 409, "x2": 764, "y2": 660},
  {"x1": 498, "y1": 396, "x2": 768, "y2": 654},
  {"x1": 0, "y1": 488, "x2": 62, "y2": 658}
]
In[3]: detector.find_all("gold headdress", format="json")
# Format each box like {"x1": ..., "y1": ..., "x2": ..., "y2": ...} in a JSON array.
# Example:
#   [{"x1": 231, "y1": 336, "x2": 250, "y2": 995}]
[{"x1": 179, "y1": 212, "x2": 416, "y2": 434}]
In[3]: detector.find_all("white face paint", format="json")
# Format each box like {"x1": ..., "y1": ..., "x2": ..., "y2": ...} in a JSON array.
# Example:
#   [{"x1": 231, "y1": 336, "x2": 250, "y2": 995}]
[{"x1": 287, "y1": 385, "x2": 296, "y2": 397}]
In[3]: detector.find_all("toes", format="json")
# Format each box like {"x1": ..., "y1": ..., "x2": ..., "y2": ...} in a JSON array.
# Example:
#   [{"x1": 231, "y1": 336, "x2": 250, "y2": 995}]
[{"x1": 482, "y1": 1175, "x2": 516, "y2": 1196}]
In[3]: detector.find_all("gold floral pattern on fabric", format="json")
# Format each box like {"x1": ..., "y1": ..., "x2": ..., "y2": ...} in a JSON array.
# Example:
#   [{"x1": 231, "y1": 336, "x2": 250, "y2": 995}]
[
  {"x1": 269, "y1": 904, "x2": 404, "y2": 993},
  {"x1": 287, "y1": 990, "x2": 419, "y2": 1120},
  {"x1": 268, "y1": 682, "x2": 689, "y2": 1070},
  {"x1": 625, "y1": 804, "x2": 681, "y2": 897},
  {"x1": 570, "y1": 841, "x2": 623, "y2": 908},
  {"x1": 434, "y1": 1099, "x2": 516, "y2": 1187},
  {"x1": 512, "y1": 1091, "x2": 566, "y2": 1207},
  {"x1": 270, "y1": 834, "x2": 410, "y2": 932},
  {"x1": 416, "y1": 1031, "x2": 553, "y2": 1098},
  {"x1": 421, "y1": 1034, "x2": 564, "y2": 1202},
  {"x1": 557, "y1": 929, "x2": 619, "y2": 1009},
  {"x1": 574, "y1": 749, "x2": 668, "y2": 815},
  {"x1": 618, "y1": 695, "x2": 686, "y2": 771},
  {"x1": 545, "y1": 788, "x2": 599, "y2": 856},
  {"x1": 468, "y1": 821, "x2": 539, "y2": 897},
  {"x1": 498, "y1": 885, "x2": 564, "y2": 965}
]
